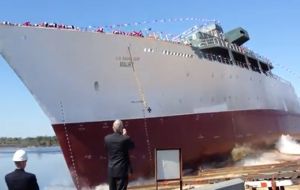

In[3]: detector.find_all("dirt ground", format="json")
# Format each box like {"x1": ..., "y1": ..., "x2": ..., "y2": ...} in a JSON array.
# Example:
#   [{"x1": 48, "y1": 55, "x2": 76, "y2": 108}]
[{"x1": 129, "y1": 160, "x2": 300, "y2": 190}]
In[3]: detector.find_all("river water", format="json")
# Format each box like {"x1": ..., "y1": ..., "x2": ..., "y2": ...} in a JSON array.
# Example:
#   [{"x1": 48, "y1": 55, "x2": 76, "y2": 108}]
[{"x1": 0, "y1": 146, "x2": 75, "y2": 190}]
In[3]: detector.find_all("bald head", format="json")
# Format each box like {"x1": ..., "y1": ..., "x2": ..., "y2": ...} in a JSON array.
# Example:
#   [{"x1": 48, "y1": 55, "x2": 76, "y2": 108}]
[{"x1": 112, "y1": 119, "x2": 123, "y2": 133}]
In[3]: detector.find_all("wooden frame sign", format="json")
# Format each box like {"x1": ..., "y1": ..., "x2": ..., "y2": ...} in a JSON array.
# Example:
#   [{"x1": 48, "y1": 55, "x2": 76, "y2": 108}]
[{"x1": 155, "y1": 148, "x2": 182, "y2": 190}]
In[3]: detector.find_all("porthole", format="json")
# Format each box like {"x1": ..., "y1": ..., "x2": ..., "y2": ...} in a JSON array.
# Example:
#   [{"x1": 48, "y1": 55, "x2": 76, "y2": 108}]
[{"x1": 94, "y1": 81, "x2": 99, "y2": 91}]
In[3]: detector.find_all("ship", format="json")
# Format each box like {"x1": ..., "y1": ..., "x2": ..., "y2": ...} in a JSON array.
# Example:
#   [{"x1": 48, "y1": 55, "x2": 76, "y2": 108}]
[{"x1": 1, "y1": 21, "x2": 300, "y2": 189}]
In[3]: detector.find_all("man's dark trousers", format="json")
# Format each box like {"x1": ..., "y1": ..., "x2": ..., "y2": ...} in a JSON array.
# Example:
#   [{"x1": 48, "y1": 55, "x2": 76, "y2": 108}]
[{"x1": 108, "y1": 176, "x2": 128, "y2": 190}]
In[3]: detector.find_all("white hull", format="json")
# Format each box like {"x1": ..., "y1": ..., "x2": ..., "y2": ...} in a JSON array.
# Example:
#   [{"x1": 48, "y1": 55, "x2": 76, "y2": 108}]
[{"x1": 0, "y1": 24, "x2": 299, "y2": 124}]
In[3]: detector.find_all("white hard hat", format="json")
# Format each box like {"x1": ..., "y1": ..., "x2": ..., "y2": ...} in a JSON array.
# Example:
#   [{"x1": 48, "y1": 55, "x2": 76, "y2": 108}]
[{"x1": 12, "y1": 149, "x2": 28, "y2": 162}]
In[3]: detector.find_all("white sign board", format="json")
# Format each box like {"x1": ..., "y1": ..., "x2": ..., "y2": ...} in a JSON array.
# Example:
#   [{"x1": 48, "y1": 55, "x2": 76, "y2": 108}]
[{"x1": 156, "y1": 149, "x2": 180, "y2": 180}]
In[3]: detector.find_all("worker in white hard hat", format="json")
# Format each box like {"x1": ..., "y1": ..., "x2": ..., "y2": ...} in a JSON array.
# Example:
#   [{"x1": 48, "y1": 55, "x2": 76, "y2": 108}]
[{"x1": 5, "y1": 149, "x2": 39, "y2": 190}]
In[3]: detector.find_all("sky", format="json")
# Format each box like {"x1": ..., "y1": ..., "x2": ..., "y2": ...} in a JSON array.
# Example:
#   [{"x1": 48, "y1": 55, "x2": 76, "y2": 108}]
[{"x1": 0, "y1": 0, "x2": 300, "y2": 137}]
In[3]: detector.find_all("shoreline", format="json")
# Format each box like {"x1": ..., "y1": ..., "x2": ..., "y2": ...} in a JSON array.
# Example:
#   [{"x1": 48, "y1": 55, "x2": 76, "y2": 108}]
[{"x1": 0, "y1": 136, "x2": 58, "y2": 147}]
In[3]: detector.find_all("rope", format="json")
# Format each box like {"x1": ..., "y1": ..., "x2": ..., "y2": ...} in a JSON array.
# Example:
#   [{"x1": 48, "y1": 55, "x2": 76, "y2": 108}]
[
  {"x1": 128, "y1": 46, "x2": 148, "y2": 109},
  {"x1": 127, "y1": 46, "x2": 152, "y2": 161},
  {"x1": 81, "y1": 17, "x2": 219, "y2": 32},
  {"x1": 103, "y1": 17, "x2": 218, "y2": 29}
]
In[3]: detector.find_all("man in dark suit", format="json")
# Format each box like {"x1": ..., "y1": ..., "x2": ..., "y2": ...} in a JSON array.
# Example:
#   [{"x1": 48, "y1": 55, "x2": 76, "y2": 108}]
[
  {"x1": 5, "y1": 149, "x2": 39, "y2": 190},
  {"x1": 104, "y1": 119, "x2": 135, "y2": 190}
]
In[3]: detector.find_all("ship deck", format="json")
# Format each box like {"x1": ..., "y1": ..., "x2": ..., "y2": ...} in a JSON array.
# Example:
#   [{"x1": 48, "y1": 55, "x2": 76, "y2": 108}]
[{"x1": 128, "y1": 160, "x2": 300, "y2": 189}]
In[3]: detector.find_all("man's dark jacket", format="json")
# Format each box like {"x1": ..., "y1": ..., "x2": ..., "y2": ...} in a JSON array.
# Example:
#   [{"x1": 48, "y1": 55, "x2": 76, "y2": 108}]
[
  {"x1": 5, "y1": 169, "x2": 39, "y2": 190},
  {"x1": 104, "y1": 132, "x2": 135, "y2": 177}
]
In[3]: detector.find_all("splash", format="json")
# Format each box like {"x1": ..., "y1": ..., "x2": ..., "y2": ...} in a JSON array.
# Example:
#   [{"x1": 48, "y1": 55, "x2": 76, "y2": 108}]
[
  {"x1": 235, "y1": 151, "x2": 281, "y2": 166},
  {"x1": 43, "y1": 179, "x2": 75, "y2": 190},
  {"x1": 235, "y1": 135, "x2": 300, "y2": 167},
  {"x1": 93, "y1": 184, "x2": 109, "y2": 190},
  {"x1": 231, "y1": 144, "x2": 253, "y2": 162},
  {"x1": 129, "y1": 177, "x2": 154, "y2": 187},
  {"x1": 276, "y1": 134, "x2": 300, "y2": 154}
]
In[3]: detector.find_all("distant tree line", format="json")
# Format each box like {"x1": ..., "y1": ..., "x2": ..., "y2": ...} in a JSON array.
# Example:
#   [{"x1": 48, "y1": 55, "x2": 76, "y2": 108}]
[{"x1": 0, "y1": 136, "x2": 58, "y2": 147}]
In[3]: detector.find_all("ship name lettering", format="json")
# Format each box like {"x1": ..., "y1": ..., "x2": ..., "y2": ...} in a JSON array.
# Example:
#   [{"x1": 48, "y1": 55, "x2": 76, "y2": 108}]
[
  {"x1": 122, "y1": 56, "x2": 131, "y2": 61},
  {"x1": 122, "y1": 56, "x2": 140, "y2": 61},
  {"x1": 120, "y1": 61, "x2": 133, "y2": 67},
  {"x1": 116, "y1": 56, "x2": 140, "y2": 61}
]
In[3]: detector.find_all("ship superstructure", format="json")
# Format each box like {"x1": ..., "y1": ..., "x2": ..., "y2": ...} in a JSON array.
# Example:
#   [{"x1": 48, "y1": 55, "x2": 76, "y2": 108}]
[{"x1": 0, "y1": 21, "x2": 300, "y2": 189}]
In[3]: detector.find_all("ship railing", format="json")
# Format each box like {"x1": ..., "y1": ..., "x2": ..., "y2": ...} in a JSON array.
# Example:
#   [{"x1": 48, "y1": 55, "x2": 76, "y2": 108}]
[
  {"x1": 172, "y1": 22, "x2": 220, "y2": 41},
  {"x1": 242, "y1": 46, "x2": 272, "y2": 65},
  {"x1": 200, "y1": 52, "x2": 237, "y2": 67},
  {"x1": 199, "y1": 51, "x2": 279, "y2": 76},
  {"x1": 200, "y1": 52, "x2": 291, "y2": 84},
  {"x1": 1, "y1": 20, "x2": 186, "y2": 45},
  {"x1": 172, "y1": 25, "x2": 200, "y2": 41},
  {"x1": 199, "y1": 37, "x2": 245, "y2": 54},
  {"x1": 199, "y1": 37, "x2": 272, "y2": 65}
]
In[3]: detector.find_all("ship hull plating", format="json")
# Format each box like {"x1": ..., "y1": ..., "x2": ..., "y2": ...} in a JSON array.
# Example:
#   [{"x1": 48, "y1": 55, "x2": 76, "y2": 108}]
[
  {"x1": 1, "y1": 24, "x2": 300, "y2": 189},
  {"x1": 53, "y1": 109, "x2": 300, "y2": 188}
]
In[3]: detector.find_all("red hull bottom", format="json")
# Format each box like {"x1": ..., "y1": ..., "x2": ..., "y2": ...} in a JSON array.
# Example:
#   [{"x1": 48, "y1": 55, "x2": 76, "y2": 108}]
[{"x1": 52, "y1": 109, "x2": 300, "y2": 189}]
